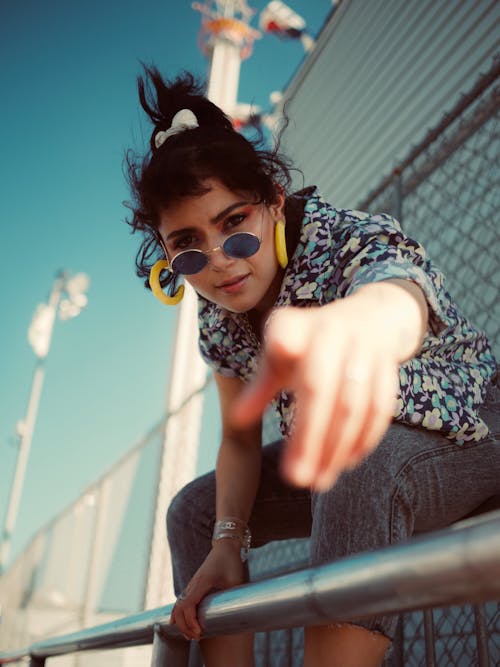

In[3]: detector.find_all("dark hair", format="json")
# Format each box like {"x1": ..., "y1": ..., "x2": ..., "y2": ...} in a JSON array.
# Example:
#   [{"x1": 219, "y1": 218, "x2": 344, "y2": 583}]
[{"x1": 124, "y1": 66, "x2": 296, "y2": 292}]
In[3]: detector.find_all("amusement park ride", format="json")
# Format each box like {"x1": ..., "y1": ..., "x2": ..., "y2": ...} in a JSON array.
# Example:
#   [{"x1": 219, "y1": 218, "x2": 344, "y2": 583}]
[{"x1": 195, "y1": 0, "x2": 314, "y2": 128}]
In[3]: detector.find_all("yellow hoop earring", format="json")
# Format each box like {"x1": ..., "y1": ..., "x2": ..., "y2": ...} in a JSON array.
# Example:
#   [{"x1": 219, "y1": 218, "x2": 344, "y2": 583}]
[
  {"x1": 275, "y1": 220, "x2": 288, "y2": 269},
  {"x1": 149, "y1": 260, "x2": 185, "y2": 306}
]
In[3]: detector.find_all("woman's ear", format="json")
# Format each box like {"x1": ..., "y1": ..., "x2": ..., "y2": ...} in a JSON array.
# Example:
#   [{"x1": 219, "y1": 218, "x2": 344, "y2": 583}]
[{"x1": 270, "y1": 184, "x2": 286, "y2": 220}]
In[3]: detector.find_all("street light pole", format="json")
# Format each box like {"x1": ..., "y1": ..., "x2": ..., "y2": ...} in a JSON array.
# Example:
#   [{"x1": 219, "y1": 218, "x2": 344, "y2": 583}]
[
  {"x1": 0, "y1": 271, "x2": 89, "y2": 574},
  {"x1": 0, "y1": 362, "x2": 46, "y2": 575}
]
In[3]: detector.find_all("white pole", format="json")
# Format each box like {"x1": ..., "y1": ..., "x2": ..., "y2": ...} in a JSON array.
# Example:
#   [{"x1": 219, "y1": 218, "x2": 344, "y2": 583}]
[
  {"x1": 144, "y1": 285, "x2": 207, "y2": 607},
  {"x1": 0, "y1": 363, "x2": 46, "y2": 573},
  {"x1": 0, "y1": 276, "x2": 64, "y2": 573},
  {"x1": 207, "y1": 39, "x2": 241, "y2": 114}
]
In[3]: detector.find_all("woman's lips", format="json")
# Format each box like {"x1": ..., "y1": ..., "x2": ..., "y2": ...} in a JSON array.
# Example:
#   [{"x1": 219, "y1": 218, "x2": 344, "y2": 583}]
[{"x1": 216, "y1": 274, "x2": 250, "y2": 294}]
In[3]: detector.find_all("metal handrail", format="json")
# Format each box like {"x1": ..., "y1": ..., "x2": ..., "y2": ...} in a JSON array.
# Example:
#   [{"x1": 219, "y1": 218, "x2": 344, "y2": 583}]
[{"x1": 1, "y1": 511, "x2": 499, "y2": 665}]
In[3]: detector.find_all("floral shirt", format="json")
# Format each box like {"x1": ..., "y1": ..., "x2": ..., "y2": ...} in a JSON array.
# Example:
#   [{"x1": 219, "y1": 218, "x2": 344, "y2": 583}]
[{"x1": 198, "y1": 188, "x2": 497, "y2": 444}]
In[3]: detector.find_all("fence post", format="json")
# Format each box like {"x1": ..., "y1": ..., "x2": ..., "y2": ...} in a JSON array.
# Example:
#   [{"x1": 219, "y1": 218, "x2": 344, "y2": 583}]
[
  {"x1": 392, "y1": 615, "x2": 405, "y2": 666},
  {"x1": 29, "y1": 658, "x2": 45, "y2": 667},
  {"x1": 285, "y1": 628, "x2": 293, "y2": 667},
  {"x1": 473, "y1": 604, "x2": 490, "y2": 667},
  {"x1": 151, "y1": 624, "x2": 190, "y2": 667},
  {"x1": 423, "y1": 610, "x2": 437, "y2": 667},
  {"x1": 391, "y1": 167, "x2": 403, "y2": 222}
]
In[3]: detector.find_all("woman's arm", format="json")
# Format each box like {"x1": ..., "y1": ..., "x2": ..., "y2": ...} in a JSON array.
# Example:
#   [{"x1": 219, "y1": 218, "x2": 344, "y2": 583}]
[
  {"x1": 214, "y1": 372, "x2": 263, "y2": 520},
  {"x1": 233, "y1": 278, "x2": 428, "y2": 492},
  {"x1": 351, "y1": 278, "x2": 428, "y2": 360},
  {"x1": 171, "y1": 372, "x2": 262, "y2": 641}
]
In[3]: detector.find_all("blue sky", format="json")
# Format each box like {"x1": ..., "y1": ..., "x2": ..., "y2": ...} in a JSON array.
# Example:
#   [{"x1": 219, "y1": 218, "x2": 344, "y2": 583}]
[{"x1": 0, "y1": 1, "x2": 333, "y2": 566}]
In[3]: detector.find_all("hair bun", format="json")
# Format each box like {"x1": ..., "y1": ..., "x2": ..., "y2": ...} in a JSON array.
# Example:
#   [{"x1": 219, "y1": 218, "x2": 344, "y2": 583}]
[
  {"x1": 154, "y1": 109, "x2": 199, "y2": 149},
  {"x1": 137, "y1": 66, "x2": 233, "y2": 151}
]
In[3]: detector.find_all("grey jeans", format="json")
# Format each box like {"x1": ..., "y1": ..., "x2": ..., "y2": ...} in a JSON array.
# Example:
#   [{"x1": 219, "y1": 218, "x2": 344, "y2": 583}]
[{"x1": 167, "y1": 380, "x2": 500, "y2": 639}]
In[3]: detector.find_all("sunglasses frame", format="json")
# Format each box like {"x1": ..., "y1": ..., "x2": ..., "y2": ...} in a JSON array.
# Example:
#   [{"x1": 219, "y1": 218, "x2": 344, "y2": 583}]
[{"x1": 158, "y1": 207, "x2": 265, "y2": 276}]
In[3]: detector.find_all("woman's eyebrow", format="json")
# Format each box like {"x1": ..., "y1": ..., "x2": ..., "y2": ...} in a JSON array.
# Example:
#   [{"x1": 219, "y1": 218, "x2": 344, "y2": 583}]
[
  {"x1": 210, "y1": 200, "x2": 249, "y2": 224},
  {"x1": 165, "y1": 201, "x2": 250, "y2": 242},
  {"x1": 165, "y1": 226, "x2": 198, "y2": 242}
]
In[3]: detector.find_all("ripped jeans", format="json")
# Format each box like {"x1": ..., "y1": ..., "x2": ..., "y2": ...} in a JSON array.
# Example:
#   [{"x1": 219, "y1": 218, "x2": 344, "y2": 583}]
[{"x1": 167, "y1": 380, "x2": 500, "y2": 639}]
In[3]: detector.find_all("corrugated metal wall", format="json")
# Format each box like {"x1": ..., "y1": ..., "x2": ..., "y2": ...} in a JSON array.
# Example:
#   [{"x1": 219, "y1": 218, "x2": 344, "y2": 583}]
[{"x1": 281, "y1": 0, "x2": 499, "y2": 207}]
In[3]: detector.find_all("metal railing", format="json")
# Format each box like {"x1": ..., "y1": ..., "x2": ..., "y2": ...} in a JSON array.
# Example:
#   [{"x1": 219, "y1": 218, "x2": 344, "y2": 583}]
[{"x1": 1, "y1": 510, "x2": 499, "y2": 666}]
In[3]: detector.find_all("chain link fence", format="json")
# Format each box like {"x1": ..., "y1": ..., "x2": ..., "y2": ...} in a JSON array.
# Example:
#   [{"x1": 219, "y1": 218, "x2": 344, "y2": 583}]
[
  {"x1": 360, "y1": 55, "x2": 500, "y2": 667},
  {"x1": 249, "y1": 56, "x2": 500, "y2": 667},
  {"x1": 359, "y1": 56, "x2": 500, "y2": 360},
  {"x1": 394, "y1": 603, "x2": 500, "y2": 667},
  {"x1": 0, "y1": 422, "x2": 165, "y2": 666}
]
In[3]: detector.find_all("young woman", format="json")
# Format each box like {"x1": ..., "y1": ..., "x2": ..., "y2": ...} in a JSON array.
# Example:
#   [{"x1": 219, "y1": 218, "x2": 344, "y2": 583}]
[{"x1": 126, "y1": 68, "x2": 499, "y2": 666}]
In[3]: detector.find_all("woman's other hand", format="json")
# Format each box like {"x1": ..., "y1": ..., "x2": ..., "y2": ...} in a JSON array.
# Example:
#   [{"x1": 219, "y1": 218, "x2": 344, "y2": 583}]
[
  {"x1": 233, "y1": 279, "x2": 428, "y2": 491},
  {"x1": 170, "y1": 538, "x2": 246, "y2": 641}
]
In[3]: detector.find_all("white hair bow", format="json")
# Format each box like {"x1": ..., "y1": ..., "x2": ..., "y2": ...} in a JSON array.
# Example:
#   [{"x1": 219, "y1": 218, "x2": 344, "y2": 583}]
[{"x1": 154, "y1": 109, "x2": 199, "y2": 149}]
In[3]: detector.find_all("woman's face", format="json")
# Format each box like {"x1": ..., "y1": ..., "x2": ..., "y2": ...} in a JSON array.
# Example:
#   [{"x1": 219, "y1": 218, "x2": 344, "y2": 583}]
[{"x1": 159, "y1": 179, "x2": 285, "y2": 314}]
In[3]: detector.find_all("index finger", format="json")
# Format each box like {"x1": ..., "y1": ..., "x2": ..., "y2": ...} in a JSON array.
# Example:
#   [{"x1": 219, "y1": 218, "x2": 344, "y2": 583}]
[
  {"x1": 232, "y1": 310, "x2": 308, "y2": 426},
  {"x1": 231, "y1": 355, "x2": 284, "y2": 427}
]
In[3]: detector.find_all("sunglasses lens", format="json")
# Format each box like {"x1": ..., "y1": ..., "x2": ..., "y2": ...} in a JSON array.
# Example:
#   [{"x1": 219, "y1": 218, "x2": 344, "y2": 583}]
[
  {"x1": 171, "y1": 250, "x2": 208, "y2": 275},
  {"x1": 223, "y1": 232, "x2": 260, "y2": 259},
  {"x1": 170, "y1": 231, "x2": 261, "y2": 274}
]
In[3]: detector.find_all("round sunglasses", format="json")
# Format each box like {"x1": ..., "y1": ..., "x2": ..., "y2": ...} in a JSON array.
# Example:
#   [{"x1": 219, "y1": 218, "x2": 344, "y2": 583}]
[
  {"x1": 171, "y1": 232, "x2": 261, "y2": 275},
  {"x1": 161, "y1": 209, "x2": 264, "y2": 275}
]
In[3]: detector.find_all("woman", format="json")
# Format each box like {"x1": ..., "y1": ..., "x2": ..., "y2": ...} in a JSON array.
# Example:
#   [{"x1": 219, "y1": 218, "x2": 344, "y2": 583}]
[{"x1": 126, "y1": 67, "x2": 499, "y2": 666}]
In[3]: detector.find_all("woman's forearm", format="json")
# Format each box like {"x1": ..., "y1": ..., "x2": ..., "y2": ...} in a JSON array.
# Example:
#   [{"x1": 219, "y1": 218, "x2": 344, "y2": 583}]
[
  {"x1": 215, "y1": 436, "x2": 262, "y2": 522},
  {"x1": 350, "y1": 278, "x2": 429, "y2": 363}
]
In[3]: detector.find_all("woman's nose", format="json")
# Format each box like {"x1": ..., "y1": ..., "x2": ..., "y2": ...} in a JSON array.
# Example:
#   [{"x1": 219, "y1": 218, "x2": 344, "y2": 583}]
[{"x1": 208, "y1": 244, "x2": 235, "y2": 270}]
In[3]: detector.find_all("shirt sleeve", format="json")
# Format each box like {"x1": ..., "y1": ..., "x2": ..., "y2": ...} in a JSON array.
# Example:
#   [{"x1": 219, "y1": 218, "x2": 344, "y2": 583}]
[{"x1": 333, "y1": 210, "x2": 450, "y2": 336}]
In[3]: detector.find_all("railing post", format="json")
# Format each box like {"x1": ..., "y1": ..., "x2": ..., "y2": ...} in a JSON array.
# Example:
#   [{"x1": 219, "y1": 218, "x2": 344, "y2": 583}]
[
  {"x1": 188, "y1": 642, "x2": 204, "y2": 667},
  {"x1": 473, "y1": 604, "x2": 490, "y2": 667},
  {"x1": 150, "y1": 624, "x2": 190, "y2": 667},
  {"x1": 423, "y1": 609, "x2": 437, "y2": 667}
]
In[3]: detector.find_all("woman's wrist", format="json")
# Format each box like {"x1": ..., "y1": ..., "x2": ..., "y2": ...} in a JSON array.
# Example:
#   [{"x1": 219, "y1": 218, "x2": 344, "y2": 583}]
[{"x1": 212, "y1": 516, "x2": 252, "y2": 562}]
